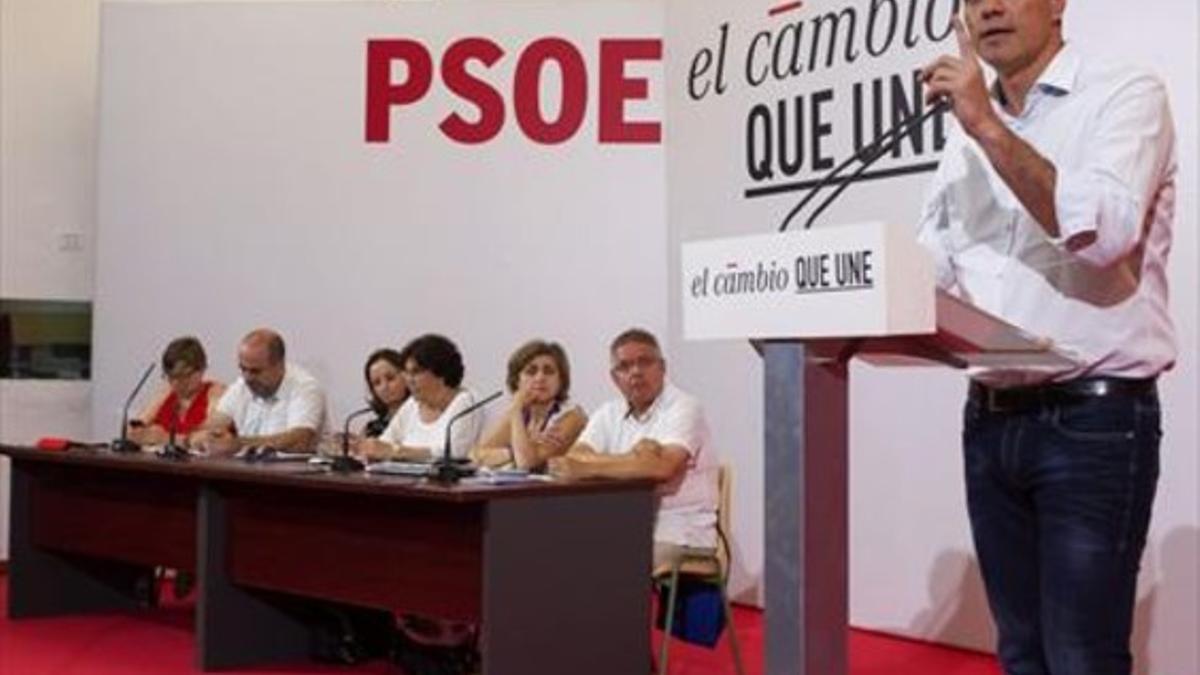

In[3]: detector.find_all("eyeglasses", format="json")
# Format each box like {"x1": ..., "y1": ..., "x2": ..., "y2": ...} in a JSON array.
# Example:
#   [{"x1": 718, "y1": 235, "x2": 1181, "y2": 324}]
[{"x1": 611, "y1": 355, "x2": 661, "y2": 375}]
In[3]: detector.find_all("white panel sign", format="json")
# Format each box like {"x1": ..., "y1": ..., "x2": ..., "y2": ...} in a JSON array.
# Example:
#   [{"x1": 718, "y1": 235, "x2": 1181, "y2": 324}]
[{"x1": 681, "y1": 221, "x2": 935, "y2": 340}]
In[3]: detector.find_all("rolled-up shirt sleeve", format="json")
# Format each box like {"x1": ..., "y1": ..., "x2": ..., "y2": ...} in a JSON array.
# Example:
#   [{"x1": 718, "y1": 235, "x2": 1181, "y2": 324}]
[
  {"x1": 916, "y1": 185, "x2": 958, "y2": 291},
  {"x1": 655, "y1": 396, "x2": 707, "y2": 460},
  {"x1": 1052, "y1": 75, "x2": 1175, "y2": 267},
  {"x1": 915, "y1": 153, "x2": 959, "y2": 291}
]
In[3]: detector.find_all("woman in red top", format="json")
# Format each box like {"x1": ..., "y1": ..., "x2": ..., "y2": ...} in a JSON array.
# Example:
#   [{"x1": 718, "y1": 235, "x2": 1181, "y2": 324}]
[{"x1": 128, "y1": 336, "x2": 225, "y2": 447}]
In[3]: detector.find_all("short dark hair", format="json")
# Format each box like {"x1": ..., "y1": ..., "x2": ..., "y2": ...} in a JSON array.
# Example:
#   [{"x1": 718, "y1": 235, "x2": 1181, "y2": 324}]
[
  {"x1": 243, "y1": 328, "x2": 285, "y2": 364},
  {"x1": 161, "y1": 336, "x2": 207, "y2": 374},
  {"x1": 400, "y1": 334, "x2": 464, "y2": 388},
  {"x1": 506, "y1": 340, "x2": 571, "y2": 402},
  {"x1": 264, "y1": 333, "x2": 285, "y2": 364},
  {"x1": 364, "y1": 347, "x2": 407, "y2": 414},
  {"x1": 609, "y1": 328, "x2": 660, "y2": 355}
]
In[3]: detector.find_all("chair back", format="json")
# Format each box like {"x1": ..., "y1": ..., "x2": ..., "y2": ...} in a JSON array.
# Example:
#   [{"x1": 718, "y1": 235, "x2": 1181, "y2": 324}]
[{"x1": 714, "y1": 464, "x2": 733, "y2": 574}]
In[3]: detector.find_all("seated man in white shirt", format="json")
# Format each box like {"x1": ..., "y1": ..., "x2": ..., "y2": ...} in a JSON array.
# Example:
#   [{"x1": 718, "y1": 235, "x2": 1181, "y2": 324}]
[
  {"x1": 548, "y1": 328, "x2": 718, "y2": 568},
  {"x1": 196, "y1": 328, "x2": 326, "y2": 456}
]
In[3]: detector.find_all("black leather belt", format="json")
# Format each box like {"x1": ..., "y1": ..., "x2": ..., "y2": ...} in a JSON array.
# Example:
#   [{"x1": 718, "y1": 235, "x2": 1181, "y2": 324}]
[{"x1": 969, "y1": 377, "x2": 1157, "y2": 413}]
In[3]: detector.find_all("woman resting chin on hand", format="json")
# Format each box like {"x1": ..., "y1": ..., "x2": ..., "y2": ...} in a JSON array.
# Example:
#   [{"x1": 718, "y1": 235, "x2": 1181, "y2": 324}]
[{"x1": 471, "y1": 340, "x2": 587, "y2": 472}]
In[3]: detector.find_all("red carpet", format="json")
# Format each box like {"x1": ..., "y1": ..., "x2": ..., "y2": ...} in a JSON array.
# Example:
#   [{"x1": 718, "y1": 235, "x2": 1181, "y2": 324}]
[{"x1": 0, "y1": 576, "x2": 1001, "y2": 674}]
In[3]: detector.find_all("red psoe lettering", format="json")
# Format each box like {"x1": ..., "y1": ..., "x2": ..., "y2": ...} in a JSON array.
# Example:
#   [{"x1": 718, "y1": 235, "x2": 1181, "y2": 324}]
[
  {"x1": 513, "y1": 38, "x2": 588, "y2": 145},
  {"x1": 598, "y1": 39, "x2": 662, "y2": 143},
  {"x1": 439, "y1": 38, "x2": 506, "y2": 144},
  {"x1": 365, "y1": 39, "x2": 434, "y2": 143}
]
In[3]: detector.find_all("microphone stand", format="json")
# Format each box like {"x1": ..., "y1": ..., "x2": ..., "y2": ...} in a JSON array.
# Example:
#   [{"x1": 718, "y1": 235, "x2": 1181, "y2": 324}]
[
  {"x1": 333, "y1": 406, "x2": 373, "y2": 473},
  {"x1": 111, "y1": 362, "x2": 157, "y2": 453},
  {"x1": 430, "y1": 391, "x2": 502, "y2": 484}
]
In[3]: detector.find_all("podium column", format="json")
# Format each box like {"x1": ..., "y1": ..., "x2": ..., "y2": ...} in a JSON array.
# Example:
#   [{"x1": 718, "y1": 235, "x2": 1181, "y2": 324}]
[{"x1": 764, "y1": 342, "x2": 849, "y2": 675}]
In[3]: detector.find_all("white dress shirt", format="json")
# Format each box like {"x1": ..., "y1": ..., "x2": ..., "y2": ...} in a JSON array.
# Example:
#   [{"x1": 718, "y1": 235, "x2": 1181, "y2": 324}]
[
  {"x1": 379, "y1": 389, "x2": 481, "y2": 459},
  {"x1": 578, "y1": 382, "x2": 718, "y2": 548},
  {"x1": 215, "y1": 364, "x2": 327, "y2": 437},
  {"x1": 916, "y1": 45, "x2": 1176, "y2": 385}
]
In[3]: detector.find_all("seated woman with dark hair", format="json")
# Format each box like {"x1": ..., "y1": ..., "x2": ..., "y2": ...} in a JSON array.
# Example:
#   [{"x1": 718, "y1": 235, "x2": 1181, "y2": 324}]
[
  {"x1": 472, "y1": 339, "x2": 586, "y2": 471},
  {"x1": 362, "y1": 347, "x2": 409, "y2": 438},
  {"x1": 355, "y1": 334, "x2": 482, "y2": 462},
  {"x1": 128, "y1": 336, "x2": 225, "y2": 447}
]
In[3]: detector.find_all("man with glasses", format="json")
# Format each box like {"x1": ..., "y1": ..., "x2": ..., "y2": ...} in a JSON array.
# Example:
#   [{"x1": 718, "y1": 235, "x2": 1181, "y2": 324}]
[
  {"x1": 196, "y1": 328, "x2": 327, "y2": 456},
  {"x1": 549, "y1": 328, "x2": 718, "y2": 568}
]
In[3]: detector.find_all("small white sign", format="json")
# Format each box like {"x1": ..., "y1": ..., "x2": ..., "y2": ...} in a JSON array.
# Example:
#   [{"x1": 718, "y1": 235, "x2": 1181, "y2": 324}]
[{"x1": 681, "y1": 222, "x2": 937, "y2": 340}]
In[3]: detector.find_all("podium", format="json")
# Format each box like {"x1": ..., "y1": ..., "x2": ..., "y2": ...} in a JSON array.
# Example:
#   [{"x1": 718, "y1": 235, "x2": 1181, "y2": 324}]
[{"x1": 681, "y1": 222, "x2": 1075, "y2": 675}]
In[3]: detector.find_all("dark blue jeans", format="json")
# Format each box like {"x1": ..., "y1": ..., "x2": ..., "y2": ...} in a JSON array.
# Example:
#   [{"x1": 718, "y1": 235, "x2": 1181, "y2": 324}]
[{"x1": 962, "y1": 385, "x2": 1161, "y2": 675}]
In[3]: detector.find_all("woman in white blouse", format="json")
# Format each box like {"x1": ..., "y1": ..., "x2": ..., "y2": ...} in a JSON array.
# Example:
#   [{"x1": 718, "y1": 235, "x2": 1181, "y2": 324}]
[
  {"x1": 355, "y1": 334, "x2": 481, "y2": 462},
  {"x1": 471, "y1": 339, "x2": 586, "y2": 471}
]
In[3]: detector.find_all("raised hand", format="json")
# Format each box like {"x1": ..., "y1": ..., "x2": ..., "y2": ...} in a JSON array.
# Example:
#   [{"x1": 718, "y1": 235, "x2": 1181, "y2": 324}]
[{"x1": 921, "y1": 17, "x2": 999, "y2": 140}]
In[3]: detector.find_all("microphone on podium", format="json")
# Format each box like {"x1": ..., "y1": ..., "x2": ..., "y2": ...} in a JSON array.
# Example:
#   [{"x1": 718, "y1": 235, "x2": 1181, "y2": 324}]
[
  {"x1": 111, "y1": 361, "x2": 157, "y2": 453},
  {"x1": 431, "y1": 390, "x2": 503, "y2": 484},
  {"x1": 779, "y1": 99, "x2": 950, "y2": 232}
]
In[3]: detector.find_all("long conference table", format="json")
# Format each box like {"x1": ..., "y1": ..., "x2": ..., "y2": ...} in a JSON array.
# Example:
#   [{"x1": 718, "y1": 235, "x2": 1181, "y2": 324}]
[{"x1": 0, "y1": 444, "x2": 657, "y2": 673}]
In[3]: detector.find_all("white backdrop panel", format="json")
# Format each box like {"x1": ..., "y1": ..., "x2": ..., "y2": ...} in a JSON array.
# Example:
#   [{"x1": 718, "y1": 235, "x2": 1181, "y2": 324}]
[
  {"x1": 666, "y1": 1, "x2": 1198, "y2": 672},
  {"x1": 94, "y1": 1, "x2": 667, "y2": 434}
]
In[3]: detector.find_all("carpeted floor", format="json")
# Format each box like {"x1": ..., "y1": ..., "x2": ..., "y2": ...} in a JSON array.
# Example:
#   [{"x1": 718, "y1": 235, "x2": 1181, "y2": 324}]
[{"x1": 0, "y1": 576, "x2": 1001, "y2": 674}]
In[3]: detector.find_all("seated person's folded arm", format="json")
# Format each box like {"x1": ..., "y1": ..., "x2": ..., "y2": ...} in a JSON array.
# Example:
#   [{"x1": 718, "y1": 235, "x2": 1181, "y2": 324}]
[
  {"x1": 564, "y1": 440, "x2": 601, "y2": 461},
  {"x1": 511, "y1": 407, "x2": 587, "y2": 471},
  {"x1": 611, "y1": 441, "x2": 689, "y2": 482},
  {"x1": 553, "y1": 439, "x2": 688, "y2": 482}
]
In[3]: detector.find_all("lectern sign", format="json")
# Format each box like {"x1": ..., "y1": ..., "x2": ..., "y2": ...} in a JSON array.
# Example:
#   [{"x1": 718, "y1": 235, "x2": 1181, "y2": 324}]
[{"x1": 681, "y1": 221, "x2": 936, "y2": 340}]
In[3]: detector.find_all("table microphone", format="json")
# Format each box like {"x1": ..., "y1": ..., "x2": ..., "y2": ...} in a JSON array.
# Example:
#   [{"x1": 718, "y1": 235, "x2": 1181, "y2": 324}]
[
  {"x1": 111, "y1": 361, "x2": 157, "y2": 453},
  {"x1": 431, "y1": 390, "x2": 502, "y2": 484},
  {"x1": 779, "y1": 98, "x2": 950, "y2": 232},
  {"x1": 333, "y1": 406, "x2": 374, "y2": 473}
]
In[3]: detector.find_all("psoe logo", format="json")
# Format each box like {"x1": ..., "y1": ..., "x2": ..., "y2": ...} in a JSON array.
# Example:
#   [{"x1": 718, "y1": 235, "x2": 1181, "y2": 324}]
[{"x1": 364, "y1": 37, "x2": 662, "y2": 147}]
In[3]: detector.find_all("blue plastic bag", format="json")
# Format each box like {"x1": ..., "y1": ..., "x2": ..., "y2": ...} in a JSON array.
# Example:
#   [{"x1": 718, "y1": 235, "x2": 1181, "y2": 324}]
[{"x1": 656, "y1": 577, "x2": 727, "y2": 647}]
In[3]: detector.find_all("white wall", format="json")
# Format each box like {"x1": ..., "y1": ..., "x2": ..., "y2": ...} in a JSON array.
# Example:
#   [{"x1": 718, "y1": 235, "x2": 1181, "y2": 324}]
[
  {"x1": 666, "y1": 1, "x2": 1199, "y2": 673},
  {"x1": 92, "y1": 1, "x2": 667, "y2": 440},
  {"x1": 666, "y1": 0, "x2": 965, "y2": 605},
  {"x1": 1065, "y1": 7, "x2": 1200, "y2": 675},
  {"x1": 0, "y1": 0, "x2": 98, "y2": 301},
  {"x1": 0, "y1": 0, "x2": 420, "y2": 564},
  {"x1": 0, "y1": 0, "x2": 103, "y2": 563},
  {"x1": 0, "y1": 382, "x2": 93, "y2": 560},
  {"x1": 3, "y1": 0, "x2": 482, "y2": 564}
]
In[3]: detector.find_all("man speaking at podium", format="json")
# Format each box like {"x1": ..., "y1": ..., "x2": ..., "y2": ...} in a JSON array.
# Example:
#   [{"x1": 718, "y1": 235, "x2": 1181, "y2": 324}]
[{"x1": 916, "y1": 1, "x2": 1175, "y2": 674}]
